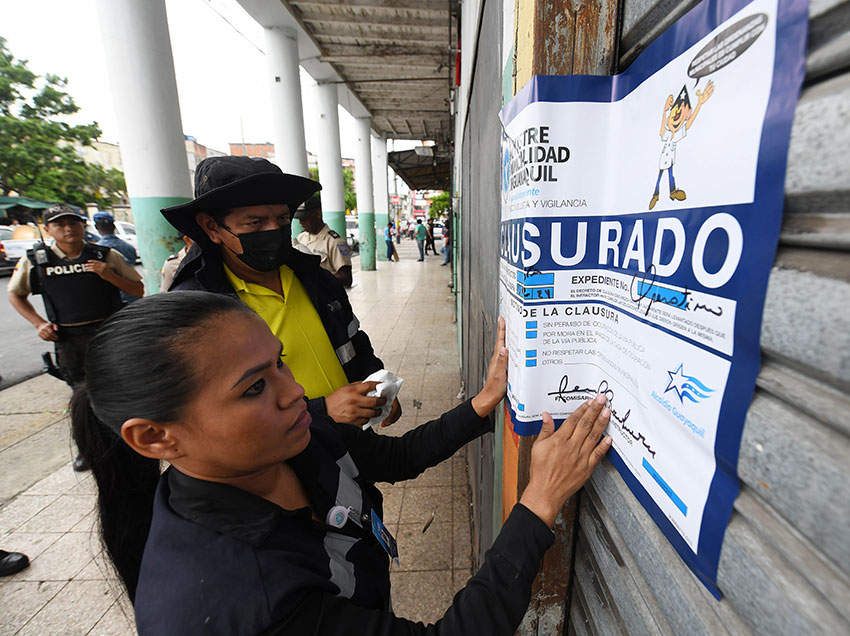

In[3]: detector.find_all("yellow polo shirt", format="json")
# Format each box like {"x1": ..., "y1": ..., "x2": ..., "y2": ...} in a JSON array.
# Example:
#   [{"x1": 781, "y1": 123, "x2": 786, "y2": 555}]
[{"x1": 224, "y1": 264, "x2": 349, "y2": 400}]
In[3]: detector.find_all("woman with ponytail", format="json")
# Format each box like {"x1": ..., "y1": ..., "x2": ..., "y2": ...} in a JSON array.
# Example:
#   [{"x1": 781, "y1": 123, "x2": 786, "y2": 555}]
[{"x1": 73, "y1": 290, "x2": 612, "y2": 635}]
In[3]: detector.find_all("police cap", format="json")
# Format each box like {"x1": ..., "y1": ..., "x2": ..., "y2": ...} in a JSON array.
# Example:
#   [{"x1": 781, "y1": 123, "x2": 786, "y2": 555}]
[
  {"x1": 294, "y1": 194, "x2": 322, "y2": 220},
  {"x1": 43, "y1": 204, "x2": 85, "y2": 225},
  {"x1": 93, "y1": 211, "x2": 114, "y2": 223}
]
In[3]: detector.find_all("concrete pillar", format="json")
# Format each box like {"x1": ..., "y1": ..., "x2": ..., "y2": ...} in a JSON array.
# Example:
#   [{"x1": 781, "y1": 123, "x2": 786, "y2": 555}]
[
  {"x1": 96, "y1": 0, "x2": 190, "y2": 292},
  {"x1": 353, "y1": 116, "x2": 375, "y2": 271},
  {"x1": 264, "y1": 25, "x2": 308, "y2": 234},
  {"x1": 371, "y1": 135, "x2": 389, "y2": 238},
  {"x1": 313, "y1": 82, "x2": 346, "y2": 237}
]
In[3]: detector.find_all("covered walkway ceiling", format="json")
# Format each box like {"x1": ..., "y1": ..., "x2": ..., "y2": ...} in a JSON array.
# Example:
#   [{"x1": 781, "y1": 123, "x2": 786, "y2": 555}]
[
  {"x1": 387, "y1": 147, "x2": 451, "y2": 191},
  {"x1": 295, "y1": 0, "x2": 455, "y2": 145},
  {"x1": 239, "y1": 0, "x2": 456, "y2": 148}
]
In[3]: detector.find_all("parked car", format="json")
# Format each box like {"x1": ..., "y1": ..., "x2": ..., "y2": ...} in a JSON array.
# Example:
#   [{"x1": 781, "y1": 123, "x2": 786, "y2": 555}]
[
  {"x1": 115, "y1": 221, "x2": 138, "y2": 253},
  {"x1": 87, "y1": 219, "x2": 140, "y2": 257},
  {"x1": 0, "y1": 227, "x2": 15, "y2": 275},
  {"x1": 0, "y1": 220, "x2": 141, "y2": 265},
  {"x1": 1, "y1": 225, "x2": 47, "y2": 264}
]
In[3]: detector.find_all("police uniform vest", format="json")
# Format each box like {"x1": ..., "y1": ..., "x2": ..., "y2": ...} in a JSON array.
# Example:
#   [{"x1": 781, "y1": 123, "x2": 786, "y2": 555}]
[{"x1": 27, "y1": 243, "x2": 123, "y2": 325}]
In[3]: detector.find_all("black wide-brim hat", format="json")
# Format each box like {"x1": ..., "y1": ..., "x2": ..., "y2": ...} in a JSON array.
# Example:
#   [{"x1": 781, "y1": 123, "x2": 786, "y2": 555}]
[{"x1": 161, "y1": 156, "x2": 321, "y2": 242}]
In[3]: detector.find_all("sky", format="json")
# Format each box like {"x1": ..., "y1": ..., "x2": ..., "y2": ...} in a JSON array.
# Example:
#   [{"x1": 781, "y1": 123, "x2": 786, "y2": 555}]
[{"x1": 0, "y1": 0, "x2": 417, "y2": 161}]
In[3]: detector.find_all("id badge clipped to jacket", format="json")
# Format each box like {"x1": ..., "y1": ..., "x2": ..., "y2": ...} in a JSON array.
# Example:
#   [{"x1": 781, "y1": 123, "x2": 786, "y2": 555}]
[{"x1": 370, "y1": 509, "x2": 399, "y2": 567}]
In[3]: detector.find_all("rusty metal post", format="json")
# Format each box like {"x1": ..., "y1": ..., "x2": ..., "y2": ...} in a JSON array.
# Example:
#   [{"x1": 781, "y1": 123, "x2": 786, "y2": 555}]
[{"x1": 511, "y1": 1, "x2": 620, "y2": 633}]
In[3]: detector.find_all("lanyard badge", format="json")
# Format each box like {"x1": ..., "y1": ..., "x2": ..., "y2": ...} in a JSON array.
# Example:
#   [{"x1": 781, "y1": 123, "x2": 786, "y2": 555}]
[
  {"x1": 370, "y1": 509, "x2": 399, "y2": 567},
  {"x1": 326, "y1": 504, "x2": 399, "y2": 566}
]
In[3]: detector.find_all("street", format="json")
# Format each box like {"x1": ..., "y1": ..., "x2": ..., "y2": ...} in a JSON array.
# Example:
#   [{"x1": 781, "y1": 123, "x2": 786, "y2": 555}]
[
  {"x1": 0, "y1": 275, "x2": 50, "y2": 390},
  {"x1": 0, "y1": 264, "x2": 146, "y2": 390}
]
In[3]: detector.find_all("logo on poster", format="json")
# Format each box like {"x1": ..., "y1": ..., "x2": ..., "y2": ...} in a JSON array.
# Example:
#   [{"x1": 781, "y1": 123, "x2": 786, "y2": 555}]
[{"x1": 664, "y1": 363, "x2": 715, "y2": 404}]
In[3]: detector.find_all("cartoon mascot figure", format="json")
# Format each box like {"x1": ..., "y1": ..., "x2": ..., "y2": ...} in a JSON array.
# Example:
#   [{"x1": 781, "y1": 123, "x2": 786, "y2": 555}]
[{"x1": 649, "y1": 80, "x2": 714, "y2": 210}]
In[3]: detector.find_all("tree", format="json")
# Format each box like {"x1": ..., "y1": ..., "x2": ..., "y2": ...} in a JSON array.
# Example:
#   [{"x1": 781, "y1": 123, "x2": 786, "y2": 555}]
[
  {"x1": 306, "y1": 165, "x2": 357, "y2": 212},
  {"x1": 0, "y1": 37, "x2": 126, "y2": 209},
  {"x1": 429, "y1": 191, "x2": 450, "y2": 218},
  {"x1": 343, "y1": 167, "x2": 357, "y2": 212}
]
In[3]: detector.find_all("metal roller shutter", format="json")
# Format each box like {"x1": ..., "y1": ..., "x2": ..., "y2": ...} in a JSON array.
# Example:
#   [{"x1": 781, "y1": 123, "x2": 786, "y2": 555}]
[{"x1": 568, "y1": 1, "x2": 850, "y2": 633}]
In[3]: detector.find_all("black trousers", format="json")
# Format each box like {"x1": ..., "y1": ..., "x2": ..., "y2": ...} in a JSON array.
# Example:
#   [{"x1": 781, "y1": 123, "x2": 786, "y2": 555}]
[{"x1": 55, "y1": 323, "x2": 100, "y2": 387}]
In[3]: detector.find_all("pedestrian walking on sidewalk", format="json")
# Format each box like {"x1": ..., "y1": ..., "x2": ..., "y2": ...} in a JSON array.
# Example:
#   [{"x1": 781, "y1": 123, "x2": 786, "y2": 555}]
[
  {"x1": 7, "y1": 204, "x2": 144, "y2": 471},
  {"x1": 71, "y1": 291, "x2": 612, "y2": 635},
  {"x1": 384, "y1": 222, "x2": 394, "y2": 261},
  {"x1": 441, "y1": 221, "x2": 452, "y2": 266},
  {"x1": 424, "y1": 219, "x2": 437, "y2": 255},
  {"x1": 414, "y1": 218, "x2": 426, "y2": 261},
  {"x1": 161, "y1": 156, "x2": 400, "y2": 429}
]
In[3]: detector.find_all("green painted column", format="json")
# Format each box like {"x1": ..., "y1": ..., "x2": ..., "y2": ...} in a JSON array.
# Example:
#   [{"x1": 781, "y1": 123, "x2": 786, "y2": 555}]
[
  {"x1": 130, "y1": 196, "x2": 187, "y2": 293},
  {"x1": 358, "y1": 212, "x2": 376, "y2": 270},
  {"x1": 372, "y1": 135, "x2": 390, "y2": 244},
  {"x1": 353, "y1": 116, "x2": 376, "y2": 270},
  {"x1": 325, "y1": 210, "x2": 346, "y2": 238},
  {"x1": 97, "y1": 0, "x2": 192, "y2": 296}
]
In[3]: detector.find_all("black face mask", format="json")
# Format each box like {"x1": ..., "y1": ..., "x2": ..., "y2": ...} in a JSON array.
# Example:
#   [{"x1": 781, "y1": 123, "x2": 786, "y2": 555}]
[{"x1": 221, "y1": 226, "x2": 292, "y2": 272}]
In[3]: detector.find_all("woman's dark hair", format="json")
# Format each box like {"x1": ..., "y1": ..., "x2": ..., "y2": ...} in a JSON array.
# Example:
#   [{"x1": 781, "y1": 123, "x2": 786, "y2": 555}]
[{"x1": 71, "y1": 291, "x2": 251, "y2": 601}]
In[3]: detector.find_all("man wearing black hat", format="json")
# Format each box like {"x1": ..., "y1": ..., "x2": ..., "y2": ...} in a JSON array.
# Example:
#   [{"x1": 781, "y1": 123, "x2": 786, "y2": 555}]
[
  {"x1": 162, "y1": 156, "x2": 400, "y2": 428},
  {"x1": 293, "y1": 194, "x2": 353, "y2": 287},
  {"x1": 7, "y1": 204, "x2": 145, "y2": 471}
]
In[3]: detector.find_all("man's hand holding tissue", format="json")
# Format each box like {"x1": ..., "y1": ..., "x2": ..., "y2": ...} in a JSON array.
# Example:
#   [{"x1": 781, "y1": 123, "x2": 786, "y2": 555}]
[
  {"x1": 471, "y1": 316, "x2": 508, "y2": 418},
  {"x1": 381, "y1": 398, "x2": 402, "y2": 427},
  {"x1": 326, "y1": 381, "x2": 387, "y2": 427}
]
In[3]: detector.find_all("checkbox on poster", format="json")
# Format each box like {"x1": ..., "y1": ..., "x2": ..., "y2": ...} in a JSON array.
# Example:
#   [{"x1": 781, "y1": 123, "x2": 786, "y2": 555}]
[
  {"x1": 525, "y1": 360, "x2": 537, "y2": 367},
  {"x1": 526, "y1": 321, "x2": 537, "y2": 329},
  {"x1": 525, "y1": 350, "x2": 537, "y2": 358},
  {"x1": 526, "y1": 330, "x2": 537, "y2": 339}
]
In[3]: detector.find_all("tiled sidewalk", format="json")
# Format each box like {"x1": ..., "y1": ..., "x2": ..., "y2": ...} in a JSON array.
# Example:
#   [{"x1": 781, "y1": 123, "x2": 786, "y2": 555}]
[
  {"x1": 337, "y1": 238, "x2": 472, "y2": 623},
  {"x1": 0, "y1": 238, "x2": 469, "y2": 633}
]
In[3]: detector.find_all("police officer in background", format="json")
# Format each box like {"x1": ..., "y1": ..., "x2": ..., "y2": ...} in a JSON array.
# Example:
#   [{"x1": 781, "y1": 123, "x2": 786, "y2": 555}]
[
  {"x1": 7, "y1": 204, "x2": 144, "y2": 471},
  {"x1": 159, "y1": 233, "x2": 193, "y2": 293},
  {"x1": 94, "y1": 211, "x2": 140, "y2": 304},
  {"x1": 294, "y1": 194, "x2": 353, "y2": 287}
]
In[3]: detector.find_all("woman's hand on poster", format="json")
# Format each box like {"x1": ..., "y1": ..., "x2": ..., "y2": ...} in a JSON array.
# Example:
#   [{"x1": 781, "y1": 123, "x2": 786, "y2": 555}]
[
  {"x1": 471, "y1": 317, "x2": 508, "y2": 417},
  {"x1": 520, "y1": 397, "x2": 612, "y2": 527}
]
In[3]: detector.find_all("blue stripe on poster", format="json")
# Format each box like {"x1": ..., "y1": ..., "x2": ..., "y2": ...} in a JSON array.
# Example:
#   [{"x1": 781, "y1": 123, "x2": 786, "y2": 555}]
[{"x1": 643, "y1": 458, "x2": 688, "y2": 515}]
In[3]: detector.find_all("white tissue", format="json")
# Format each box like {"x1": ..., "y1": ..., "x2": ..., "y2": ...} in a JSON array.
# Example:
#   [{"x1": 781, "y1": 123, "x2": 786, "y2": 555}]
[{"x1": 362, "y1": 370, "x2": 404, "y2": 429}]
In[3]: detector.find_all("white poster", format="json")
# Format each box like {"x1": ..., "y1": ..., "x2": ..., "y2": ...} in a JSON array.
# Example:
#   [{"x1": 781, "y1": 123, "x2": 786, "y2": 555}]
[{"x1": 498, "y1": 0, "x2": 807, "y2": 596}]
